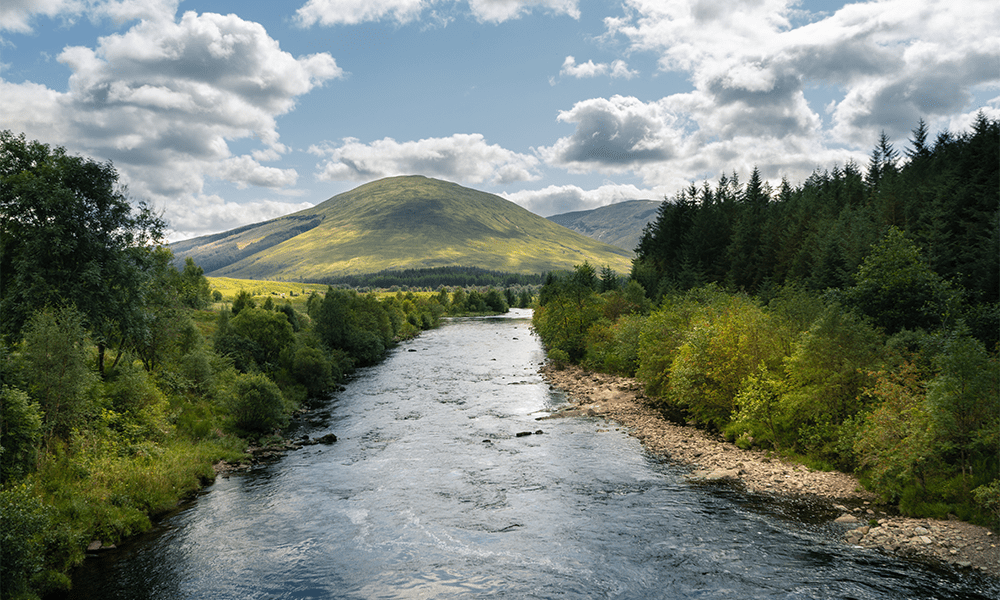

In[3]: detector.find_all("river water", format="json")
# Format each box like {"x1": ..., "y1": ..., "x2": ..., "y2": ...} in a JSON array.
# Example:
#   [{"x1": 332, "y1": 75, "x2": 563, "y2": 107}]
[{"x1": 63, "y1": 310, "x2": 995, "y2": 599}]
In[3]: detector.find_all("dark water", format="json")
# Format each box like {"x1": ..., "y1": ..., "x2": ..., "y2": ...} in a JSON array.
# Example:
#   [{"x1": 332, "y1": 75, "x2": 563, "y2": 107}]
[{"x1": 63, "y1": 310, "x2": 996, "y2": 599}]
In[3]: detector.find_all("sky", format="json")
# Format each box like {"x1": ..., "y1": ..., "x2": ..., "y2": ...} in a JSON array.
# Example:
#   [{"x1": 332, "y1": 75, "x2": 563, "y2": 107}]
[{"x1": 2, "y1": 0, "x2": 998, "y2": 242}]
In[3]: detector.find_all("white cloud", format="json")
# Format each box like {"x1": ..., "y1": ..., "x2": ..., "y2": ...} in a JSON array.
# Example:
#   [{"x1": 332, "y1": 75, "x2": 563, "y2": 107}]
[
  {"x1": 607, "y1": 0, "x2": 1000, "y2": 146},
  {"x1": 560, "y1": 56, "x2": 638, "y2": 79},
  {"x1": 0, "y1": 0, "x2": 180, "y2": 33},
  {"x1": 295, "y1": 0, "x2": 580, "y2": 26},
  {"x1": 501, "y1": 182, "x2": 655, "y2": 216},
  {"x1": 2, "y1": 9, "x2": 342, "y2": 232},
  {"x1": 539, "y1": 95, "x2": 681, "y2": 173},
  {"x1": 0, "y1": 0, "x2": 83, "y2": 33},
  {"x1": 466, "y1": 0, "x2": 579, "y2": 24},
  {"x1": 295, "y1": 0, "x2": 425, "y2": 27},
  {"x1": 313, "y1": 133, "x2": 541, "y2": 185},
  {"x1": 165, "y1": 196, "x2": 316, "y2": 242},
  {"x1": 536, "y1": 0, "x2": 999, "y2": 194}
]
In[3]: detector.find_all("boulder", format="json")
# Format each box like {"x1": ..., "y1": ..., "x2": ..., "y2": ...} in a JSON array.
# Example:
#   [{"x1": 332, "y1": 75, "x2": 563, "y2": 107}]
[{"x1": 316, "y1": 433, "x2": 338, "y2": 444}]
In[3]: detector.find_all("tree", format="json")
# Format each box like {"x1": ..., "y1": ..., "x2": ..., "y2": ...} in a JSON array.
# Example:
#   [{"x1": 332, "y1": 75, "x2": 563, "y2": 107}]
[
  {"x1": 0, "y1": 131, "x2": 165, "y2": 375},
  {"x1": 844, "y1": 227, "x2": 959, "y2": 334},
  {"x1": 19, "y1": 307, "x2": 97, "y2": 444},
  {"x1": 177, "y1": 258, "x2": 212, "y2": 309}
]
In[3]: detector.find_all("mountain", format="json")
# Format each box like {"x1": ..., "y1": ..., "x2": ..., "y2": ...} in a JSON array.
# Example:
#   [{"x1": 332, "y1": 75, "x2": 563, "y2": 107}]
[
  {"x1": 170, "y1": 176, "x2": 634, "y2": 280},
  {"x1": 547, "y1": 199, "x2": 662, "y2": 254}
]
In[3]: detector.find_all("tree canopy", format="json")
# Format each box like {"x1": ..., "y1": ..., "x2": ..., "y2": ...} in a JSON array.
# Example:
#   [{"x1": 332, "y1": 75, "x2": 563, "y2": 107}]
[{"x1": 1, "y1": 131, "x2": 165, "y2": 373}]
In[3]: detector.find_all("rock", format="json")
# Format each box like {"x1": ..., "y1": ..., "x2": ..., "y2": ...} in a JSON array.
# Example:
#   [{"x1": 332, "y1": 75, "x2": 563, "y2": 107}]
[
  {"x1": 515, "y1": 431, "x2": 533, "y2": 437},
  {"x1": 87, "y1": 541, "x2": 102, "y2": 552},
  {"x1": 534, "y1": 430, "x2": 544, "y2": 435},
  {"x1": 700, "y1": 468, "x2": 739, "y2": 481},
  {"x1": 316, "y1": 433, "x2": 338, "y2": 444},
  {"x1": 835, "y1": 514, "x2": 860, "y2": 524}
]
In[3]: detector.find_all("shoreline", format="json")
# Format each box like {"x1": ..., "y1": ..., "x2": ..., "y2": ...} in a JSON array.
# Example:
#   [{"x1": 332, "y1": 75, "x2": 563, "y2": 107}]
[{"x1": 539, "y1": 363, "x2": 999, "y2": 577}]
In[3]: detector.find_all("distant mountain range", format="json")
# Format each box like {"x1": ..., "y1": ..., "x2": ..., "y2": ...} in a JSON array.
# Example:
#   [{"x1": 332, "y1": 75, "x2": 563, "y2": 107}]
[
  {"x1": 546, "y1": 199, "x2": 661, "y2": 254},
  {"x1": 170, "y1": 176, "x2": 634, "y2": 280}
]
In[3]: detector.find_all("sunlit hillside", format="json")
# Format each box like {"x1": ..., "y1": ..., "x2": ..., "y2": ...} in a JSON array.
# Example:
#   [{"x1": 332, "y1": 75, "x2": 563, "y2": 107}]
[{"x1": 171, "y1": 176, "x2": 634, "y2": 280}]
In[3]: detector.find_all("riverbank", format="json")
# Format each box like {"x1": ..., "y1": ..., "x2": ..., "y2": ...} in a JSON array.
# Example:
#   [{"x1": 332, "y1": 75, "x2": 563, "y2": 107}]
[{"x1": 539, "y1": 363, "x2": 999, "y2": 577}]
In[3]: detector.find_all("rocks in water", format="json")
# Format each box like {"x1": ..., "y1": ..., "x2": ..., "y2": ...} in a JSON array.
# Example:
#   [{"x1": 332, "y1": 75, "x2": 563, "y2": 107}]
[
  {"x1": 316, "y1": 433, "x2": 338, "y2": 444},
  {"x1": 87, "y1": 540, "x2": 116, "y2": 552},
  {"x1": 515, "y1": 430, "x2": 544, "y2": 438}
]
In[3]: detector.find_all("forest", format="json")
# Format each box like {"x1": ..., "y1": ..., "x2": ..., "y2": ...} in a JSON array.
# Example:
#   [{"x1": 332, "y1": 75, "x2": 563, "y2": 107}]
[
  {"x1": 0, "y1": 131, "x2": 523, "y2": 599},
  {"x1": 534, "y1": 114, "x2": 999, "y2": 528}
]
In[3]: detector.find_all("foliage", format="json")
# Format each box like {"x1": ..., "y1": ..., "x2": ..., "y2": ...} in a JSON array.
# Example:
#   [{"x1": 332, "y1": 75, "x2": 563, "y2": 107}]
[
  {"x1": 532, "y1": 267, "x2": 605, "y2": 362},
  {"x1": 0, "y1": 484, "x2": 52, "y2": 599},
  {"x1": 0, "y1": 387, "x2": 42, "y2": 483},
  {"x1": 20, "y1": 308, "x2": 98, "y2": 444},
  {"x1": 0, "y1": 130, "x2": 166, "y2": 374},
  {"x1": 843, "y1": 227, "x2": 960, "y2": 334},
  {"x1": 226, "y1": 373, "x2": 290, "y2": 435},
  {"x1": 667, "y1": 293, "x2": 784, "y2": 429}
]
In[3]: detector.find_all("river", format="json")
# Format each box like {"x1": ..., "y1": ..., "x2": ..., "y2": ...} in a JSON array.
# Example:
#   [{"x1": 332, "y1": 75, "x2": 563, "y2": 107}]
[{"x1": 61, "y1": 310, "x2": 996, "y2": 599}]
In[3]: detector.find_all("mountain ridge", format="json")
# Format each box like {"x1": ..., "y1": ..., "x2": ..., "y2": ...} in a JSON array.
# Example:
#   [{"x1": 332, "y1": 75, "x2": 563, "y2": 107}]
[
  {"x1": 546, "y1": 199, "x2": 661, "y2": 253},
  {"x1": 170, "y1": 176, "x2": 634, "y2": 280}
]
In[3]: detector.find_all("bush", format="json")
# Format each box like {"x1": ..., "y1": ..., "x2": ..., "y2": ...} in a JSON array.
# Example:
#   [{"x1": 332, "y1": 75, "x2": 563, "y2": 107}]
[
  {"x1": 226, "y1": 373, "x2": 289, "y2": 435},
  {"x1": 0, "y1": 484, "x2": 51, "y2": 599},
  {"x1": 1, "y1": 386, "x2": 42, "y2": 483},
  {"x1": 292, "y1": 345, "x2": 333, "y2": 397},
  {"x1": 667, "y1": 293, "x2": 783, "y2": 429}
]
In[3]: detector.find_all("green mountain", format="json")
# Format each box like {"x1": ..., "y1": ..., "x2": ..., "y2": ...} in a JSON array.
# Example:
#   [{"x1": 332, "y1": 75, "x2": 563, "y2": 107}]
[
  {"x1": 547, "y1": 199, "x2": 661, "y2": 254},
  {"x1": 170, "y1": 176, "x2": 634, "y2": 280}
]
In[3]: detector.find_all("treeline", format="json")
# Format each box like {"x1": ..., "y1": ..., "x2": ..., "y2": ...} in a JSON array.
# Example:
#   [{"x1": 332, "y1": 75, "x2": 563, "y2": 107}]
[
  {"x1": 0, "y1": 131, "x2": 501, "y2": 599},
  {"x1": 534, "y1": 116, "x2": 999, "y2": 529},
  {"x1": 632, "y1": 114, "x2": 998, "y2": 346},
  {"x1": 313, "y1": 265, "x2": 544, "y2": 291}
]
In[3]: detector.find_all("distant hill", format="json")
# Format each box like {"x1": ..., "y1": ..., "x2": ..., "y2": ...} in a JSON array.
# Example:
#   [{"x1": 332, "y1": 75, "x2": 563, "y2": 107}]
[
  {"x1": 547, "y1": 199, "x2": 661, "y2": 254},
  {"x1": 170, "y1": 176, "x2": 634, "y2": 280}
]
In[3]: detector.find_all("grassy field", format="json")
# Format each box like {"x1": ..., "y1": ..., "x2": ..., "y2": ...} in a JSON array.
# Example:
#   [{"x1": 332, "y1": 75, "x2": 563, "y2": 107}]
[{"x1": 207, "y1": 277, "x2": 330, "y2": 303}]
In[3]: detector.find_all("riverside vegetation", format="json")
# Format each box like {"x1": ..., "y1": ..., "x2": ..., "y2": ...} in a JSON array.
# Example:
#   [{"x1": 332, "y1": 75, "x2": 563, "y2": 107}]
[
  {"x1": 0, "y1": 131, "x2": 529, "y2": 599},
  {"x1": 533, "y1": 115, "x2": 999, "y2": 532}
]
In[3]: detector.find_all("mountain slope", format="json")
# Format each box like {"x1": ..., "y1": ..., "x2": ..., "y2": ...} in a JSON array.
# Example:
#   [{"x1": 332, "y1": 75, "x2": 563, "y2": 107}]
[
  {"x1": 547, "y1": 199, "x2": 661, "y2": 254},
  {"x1": 170, "y1": 176, "x2": 634, "y2": 280}
]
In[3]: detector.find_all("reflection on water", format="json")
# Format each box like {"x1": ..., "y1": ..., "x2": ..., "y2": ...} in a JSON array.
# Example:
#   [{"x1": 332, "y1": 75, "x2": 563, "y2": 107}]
[{"x1": 61, "y1": 310, "x2": 997, "y2": 599}]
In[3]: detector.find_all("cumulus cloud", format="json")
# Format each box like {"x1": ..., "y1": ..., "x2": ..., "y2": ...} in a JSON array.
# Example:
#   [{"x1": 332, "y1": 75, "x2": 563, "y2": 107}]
[
  {"x1": 539, "y1": 95, "x2": 680, "y2": 172},
  {"x1": 501, "y1": 182, "x2": 654, "y2": 216},
  {"x1": 560, "y1": 56, "x2": 638, "y2": 79},
  {"x1": 312, "y1": 133, "x2": 541, "y2": 185},
  {"x1": 607, "y1": 0, "x2": 1000, "y2": 147},
  {"x1": 295, "y1": 0, "x2": 580, "y2": 26},
  {"x1": 2, "y1": 9, "x2": 342, "y2": 228}
]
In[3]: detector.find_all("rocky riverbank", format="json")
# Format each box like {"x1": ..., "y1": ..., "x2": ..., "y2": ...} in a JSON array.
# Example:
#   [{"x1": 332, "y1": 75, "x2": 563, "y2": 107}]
[{"x1": 539, "y1": 364, "x2": 999, "y2": 577}]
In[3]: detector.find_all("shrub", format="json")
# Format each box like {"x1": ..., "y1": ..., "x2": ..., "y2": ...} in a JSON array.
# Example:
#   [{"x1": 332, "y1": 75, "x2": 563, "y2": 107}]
[
  {"x1": 667, "y1": 293, "x2": 783, "y2": 429},
  {"x1": 226, "y1": 373, "x2": 288, "y2": 435},
  {"x1": 778, "y1": 303, "x2": 882, "y2": 465},
  {"x1": 0, "y1": 484, "x2": 51, "y2": 599},
  {"x1": 0, "y1": 386, "x2": 42, "y2": 483}
]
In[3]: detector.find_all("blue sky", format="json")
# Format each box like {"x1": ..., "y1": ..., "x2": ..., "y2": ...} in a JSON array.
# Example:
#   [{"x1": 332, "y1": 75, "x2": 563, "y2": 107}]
[{"x1": 2, "y1": 0, "x2": 998, "y2": 241}]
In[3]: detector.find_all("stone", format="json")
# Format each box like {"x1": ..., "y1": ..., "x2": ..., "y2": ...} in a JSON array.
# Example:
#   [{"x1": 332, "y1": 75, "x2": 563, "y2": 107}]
[
  {"x1": 515, "y1": 431, "x2": 533, "y2": 437},
  {"x1": 835, "y1": 514, "x2": 860, "y2": 524},
  {"x1": 703, "y1": 468, "x2": 740, "y2": 481},
  {"x1": 316, "y1": 433, "x2": 338, "y2": 444}
]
